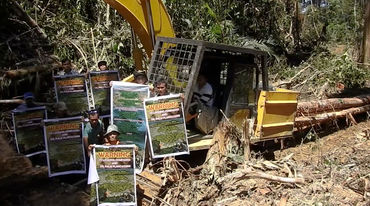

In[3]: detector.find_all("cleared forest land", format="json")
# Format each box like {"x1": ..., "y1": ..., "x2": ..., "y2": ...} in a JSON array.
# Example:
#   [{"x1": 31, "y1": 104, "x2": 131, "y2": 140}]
[{"x1": 0, "y1": 119, "x2": 368, "y2": 206}]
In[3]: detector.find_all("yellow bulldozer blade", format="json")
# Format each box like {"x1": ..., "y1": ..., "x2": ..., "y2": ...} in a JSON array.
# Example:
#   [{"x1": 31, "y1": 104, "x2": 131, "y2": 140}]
[{"x1": 254, "y1": 88, "x2": 299, "y2": 141}]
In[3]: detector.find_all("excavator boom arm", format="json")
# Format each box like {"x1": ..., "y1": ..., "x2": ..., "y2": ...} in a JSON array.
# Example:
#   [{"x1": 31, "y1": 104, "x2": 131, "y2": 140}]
[{"x1": 104, "y1": 0, "x2": 175, "y2": 58}]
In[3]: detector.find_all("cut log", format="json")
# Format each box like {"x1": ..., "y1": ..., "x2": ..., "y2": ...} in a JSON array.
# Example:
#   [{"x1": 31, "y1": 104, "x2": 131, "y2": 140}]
[
  {"x1": 5, "y1": 63, "x2": 61, "y2": 78},
  {"x1": 295, "y1": 105, "x2": 370, "y2": 127},
  {"x1": 297, "y1": 95, "x2": 370, "y2": 116},
  {"x1": 136, "y1": 170, "x2": 164, "y2": 205},
  {"x1": 0, "y1": 99, "x2": 24, "y2": 104}
]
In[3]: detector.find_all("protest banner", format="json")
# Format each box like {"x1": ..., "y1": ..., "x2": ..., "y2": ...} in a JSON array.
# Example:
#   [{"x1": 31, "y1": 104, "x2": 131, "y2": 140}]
[
  {"x1": 43, "y1": 117, "x2": 86, "y2": 177},
  {"x1": 90, "y1": 145, "x2": 136, "y2": 206},
  {"x1": 111, "y1": 82, "x2": 149, "y2": 173},
  {"x1": 89, "y1": 71, "x2": 119, "y2": 117},
  {"x1": 144, "y1": 94, "x2": 189, "y2": 158},
  {"x1": 54, "y1": 74, "x2": 89, "y2": 116},
  {"x1": 12, "y1": 106, "x2": 47, "y2": 157}
]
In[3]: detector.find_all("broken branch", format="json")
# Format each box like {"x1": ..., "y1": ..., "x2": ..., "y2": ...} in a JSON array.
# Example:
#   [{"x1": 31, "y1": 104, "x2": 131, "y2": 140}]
[
  {"x1": 220, "y1": 169, "x2": 305, "y2": 185},
  {"x1": 5, "y1": 63, "x2": 60, "y2": 79}
]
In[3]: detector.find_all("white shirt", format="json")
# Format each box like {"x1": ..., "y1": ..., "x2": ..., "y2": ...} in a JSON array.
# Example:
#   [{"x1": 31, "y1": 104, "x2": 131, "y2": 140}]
[{"x1": 193, "y1": 82, "x2": 213, "y2": 106}]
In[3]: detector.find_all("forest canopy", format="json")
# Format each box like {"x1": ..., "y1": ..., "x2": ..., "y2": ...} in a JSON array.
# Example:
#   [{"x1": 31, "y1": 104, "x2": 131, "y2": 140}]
[{"x1": 0, "y1": 0, "x2": 369, "y2": 99}]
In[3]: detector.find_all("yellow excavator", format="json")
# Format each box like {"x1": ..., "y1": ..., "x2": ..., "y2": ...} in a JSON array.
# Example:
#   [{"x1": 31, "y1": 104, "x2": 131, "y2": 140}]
[
  {"x1": 105, "y1": 0, "x2": 299, "y2": 150},
  {"x1": 103, "y1": 0, "x2": 175, "y2": 74}
]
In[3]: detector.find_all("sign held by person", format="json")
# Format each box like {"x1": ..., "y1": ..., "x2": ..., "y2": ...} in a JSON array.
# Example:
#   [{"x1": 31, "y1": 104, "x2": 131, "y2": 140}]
[
  {"x1": 12, "y1": 106, "x2": 47, "y2": 157},
  {"x1": 111, "y1": 82, "x2": 149, "y2": 173},
  {"x1": 144, "y1": 94, "x2": 189, "y2": 158},
  {"x1": 89, "y1": 71, "x2": 119, "y2": 117},
  {"x1": 89, "y1": 145, "x2": 137, "y2": 206},
  {"x1": 54, "y1": 74, "x2": 89, "y2": 116},
  {"x1": 43, "y1": 117, "x2": 86, "y2": 177}
]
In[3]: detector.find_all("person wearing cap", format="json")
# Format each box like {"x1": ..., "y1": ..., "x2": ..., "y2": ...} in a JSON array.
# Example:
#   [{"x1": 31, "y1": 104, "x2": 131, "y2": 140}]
[
  {"x1": 133, "y1": 71, "x2": 148, "y2": 85},
  {"x1": 98, "y1": 60, "x2": 108, "y2": 71},
  {"x1": 83, "y1": 110, "x2": 105, "y2": 155},
  {"x1": 133, "y1": 71, "x2": 156, "y2": 97},
  {"x1": 103, "y1": 124, "x2": 120, "y2": 145},
  {"x1": 15, "y1": 92, "x2": 37, "y2": 111}
]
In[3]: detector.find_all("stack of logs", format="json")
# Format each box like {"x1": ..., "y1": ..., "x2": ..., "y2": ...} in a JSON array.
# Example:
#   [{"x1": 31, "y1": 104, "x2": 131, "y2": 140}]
[
  {"x1": 295, "y1": 95, "x2": 370, "y2": 128},
  {"x1": 136, "y1": 170, "x2": 166, "y2": 206}
]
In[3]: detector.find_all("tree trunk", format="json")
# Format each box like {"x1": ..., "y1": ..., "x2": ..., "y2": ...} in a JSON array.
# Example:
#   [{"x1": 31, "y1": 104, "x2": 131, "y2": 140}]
[
  {"x1": 362, "y1": 1, "x2": 370, "y2": 64},
  {"x1": 297, "y1": 95, "x2": 370, "y2": 116}
]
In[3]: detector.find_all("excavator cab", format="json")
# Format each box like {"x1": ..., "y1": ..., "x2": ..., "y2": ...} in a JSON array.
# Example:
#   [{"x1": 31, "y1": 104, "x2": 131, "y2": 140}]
[
  {"x1": 103, "y1": 1, "x2": 299, "y2": 151},
  {"x1": 147, "y1": 37, "x2": 298, "y2": 151}
]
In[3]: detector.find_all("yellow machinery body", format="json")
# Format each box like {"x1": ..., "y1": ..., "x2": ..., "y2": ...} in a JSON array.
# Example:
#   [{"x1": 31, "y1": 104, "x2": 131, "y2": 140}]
[{"x1": 103, "y1": 0, "x2": 175, "y2": 58}]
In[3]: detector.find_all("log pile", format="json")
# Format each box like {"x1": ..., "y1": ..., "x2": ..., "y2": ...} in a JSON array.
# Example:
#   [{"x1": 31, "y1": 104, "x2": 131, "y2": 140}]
[
  {"x1": 136, "y1": 170, "x2": 164, "y2": 205},
  {"x1": 295, "y1": 95, "x2": 370, "y2": 128}
]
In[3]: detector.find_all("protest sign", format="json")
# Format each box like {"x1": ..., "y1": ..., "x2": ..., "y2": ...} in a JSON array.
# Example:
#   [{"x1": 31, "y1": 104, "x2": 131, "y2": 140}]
[
  {"x1": 43, "y1": 117, "x2": 86, "y2": 177},
  {"x1": 89, "y1": 71, "x2": 119, "y2": 117},
  {"x1": 90, "y1": 145, "x2": 136, "y2": 206},
  {"x1": 12, "y1": 106, "x2": 47, "y2": 157},
  {"x1": 111, "y1": 82, "x2": 149, "y2": 173},
  {"x1": 54, "y1": 75, "x2": 89, "y2": 116},
  {"x1": 144, "y1": 94, "x2": 189, "y2": 158}
]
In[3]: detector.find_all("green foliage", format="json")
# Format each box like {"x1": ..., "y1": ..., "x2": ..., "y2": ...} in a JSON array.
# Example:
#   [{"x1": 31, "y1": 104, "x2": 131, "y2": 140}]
[
  {"x1": 3, "y1": 0, "x2": 367, "y2": 99},
  {"x1": 18, "y1": 0, "x2": 136, "y2": 75},
  {"x1": 326, "y1": 53, "x2": 368, "y2": 88},
  {"x1": 325, "y1": 0, "x2": 363, "y2": 44},
  {"x1": 120, "y1": 91, "x2": 139, "y2": 99},
  {"x1": 271, "y1": 51, "x2": 370, "y2": 92}
]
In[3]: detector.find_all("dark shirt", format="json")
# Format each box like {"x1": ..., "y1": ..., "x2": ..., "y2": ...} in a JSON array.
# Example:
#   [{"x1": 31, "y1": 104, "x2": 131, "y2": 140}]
[{"x1": 83, "y1": 120, "x2": 104, "y2": 145}]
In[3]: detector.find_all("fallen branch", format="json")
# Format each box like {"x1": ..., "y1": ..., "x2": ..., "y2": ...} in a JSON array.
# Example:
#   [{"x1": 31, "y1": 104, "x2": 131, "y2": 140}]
[
  {"x1": 292, "y1": 70, "x2": 319, "y2": 89},
  {"x1": 0, "y1": 99, "x2": 24, "y2": 104},
  {"x1": 5, "y1": 63, "x2": 61, "y2": 78},
  {"x1": 276, "y1": 65, "x2": 310, "y2": 87},
  {"x1": 219, "y1": 169, "x2": 305, "y2": 185},
  {"x1": 9, "y1": 0, "x2": 48, "y2": 40}
]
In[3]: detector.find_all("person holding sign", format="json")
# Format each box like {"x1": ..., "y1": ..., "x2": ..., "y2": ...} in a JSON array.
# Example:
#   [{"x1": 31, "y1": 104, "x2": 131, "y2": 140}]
[
  {"x1": 154, "y1": 78, "x2": 169, "y2": 97},
  {"x1": 133, "y1": 71, "x2": 148, "y2": 85},
  {"x1": 83, "y1": 110, "x2": 105, "y2": 156},
  {"x1": 15, "y1": 92, "x2": 38, "y2": 111},
  {"x1": 103, "y1": 124, "x2": 120, "y2": 145},
  {"x1": 97, "y1": 60, "x2": 108, "y2": 71},
  {"x1": 61, "y1": 59, "x2": 79, "y2": 75}
]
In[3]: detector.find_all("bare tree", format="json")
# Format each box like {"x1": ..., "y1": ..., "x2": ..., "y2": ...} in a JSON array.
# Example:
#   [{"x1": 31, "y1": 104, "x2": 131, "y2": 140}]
[{"x1": 362, "y1": 1, "x2": 370, "y2": 64}]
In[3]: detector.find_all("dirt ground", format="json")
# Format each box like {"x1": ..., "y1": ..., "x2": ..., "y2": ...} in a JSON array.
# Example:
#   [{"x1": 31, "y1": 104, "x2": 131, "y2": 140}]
[
  {"x1": 0, "y1": 120, "x2": 369, "y2": 206},
  {"x1": 273, "y1": 120, "x2": 370, "y2": 205},
  {"x1": 161, "y1": 120, "x2": 370, "y2": 206}
]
